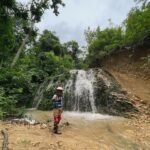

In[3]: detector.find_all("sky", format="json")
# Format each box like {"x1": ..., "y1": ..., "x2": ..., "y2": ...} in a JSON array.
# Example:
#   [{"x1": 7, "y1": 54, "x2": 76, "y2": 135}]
[{"x1": 17, "y1": 0, "x2": 136, "y2": 46}]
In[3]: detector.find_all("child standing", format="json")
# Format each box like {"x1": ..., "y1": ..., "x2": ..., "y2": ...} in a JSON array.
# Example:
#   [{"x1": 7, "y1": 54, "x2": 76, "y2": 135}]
[{"x1": 52, "y1": 87, "x2": 63, "y2": 134}]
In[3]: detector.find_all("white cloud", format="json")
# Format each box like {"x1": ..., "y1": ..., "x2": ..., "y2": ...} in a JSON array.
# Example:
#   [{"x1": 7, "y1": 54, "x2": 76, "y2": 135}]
[{"x1": 17, "y1": 0, "x2": 136, "y2": 46}]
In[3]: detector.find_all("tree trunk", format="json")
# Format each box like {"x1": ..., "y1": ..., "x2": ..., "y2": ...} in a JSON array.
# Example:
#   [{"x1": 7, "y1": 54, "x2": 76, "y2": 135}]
[{"x1": 11, "y1": 34, "x2": 29, "y2": 68}]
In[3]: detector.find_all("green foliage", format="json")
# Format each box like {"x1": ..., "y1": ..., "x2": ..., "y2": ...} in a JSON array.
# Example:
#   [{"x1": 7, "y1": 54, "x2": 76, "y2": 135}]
[
  {"x1": 35, "y1": 50, "x2": 74, "y2": 110},
  {"x1": 41, "y1": 51, "x2": 75, "y2": 76},
  {"x1": 0, "y1": 0, "x2": 16, "y2": 64},
  {"x1": 64, "y1": 40, "x2": 81, "y2": 61},
  {"x1": 75, "y1": 59, "x2": 88, "y2": 70},
  {"x1": 0, "y1": 87, "x2": 18, "y2": 119},
  {"x1": 38, "y1": 30, "x2": 64, "y2": 56},
  {"x1": 84, "y1": 27, "x2": 100, "y2": 45},
  {"x1": 0, "y1": 67, "x2": 34, "y2": 109},
  {"x1": 85, "y1": 2, "x2": 150, "y2": 67},
  {"x1": 0, "y1": 0, "x2": 81, "y2": 118},
  {"x1": 0, "y1": 84, "x2": 24, "y2": 119},
  {"x1": 85, "y1": 27, "x2": 124, "y2": 66},
  {"x1": 0, "y1": 25, "x2": 77, "y2": 118},
  {"x1": 125, "y1": 4, "x2": 150, "y2": 44},
  {"x1": 38, "y1": 87, "x2": 54, "y2": 110}
]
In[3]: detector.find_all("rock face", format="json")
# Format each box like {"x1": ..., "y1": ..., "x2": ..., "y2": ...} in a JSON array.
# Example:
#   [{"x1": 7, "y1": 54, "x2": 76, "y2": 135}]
[
  {"x1": 63, "y1": 69, "x2": 137, "y2": 116},
  {"x1": 94, "y1": 69, "x2": 137, "y2": 116}
]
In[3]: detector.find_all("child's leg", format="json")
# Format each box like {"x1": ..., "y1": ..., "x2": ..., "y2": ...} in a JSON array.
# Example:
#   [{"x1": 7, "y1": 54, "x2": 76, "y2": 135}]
[
  {"x1": 53, "y1": 109, "x2": 62, "y2": 123},
  {"x1": 53, "y1": 109, "x2": 60, "y2": 133},
  {"x1": 53, "y1": 109, "x2": 63, "y2": 134},
  {"x1": 57, "y1": 108, "x2": 63, "y2": 123},
  {"x1": 53, "y1": 109, "x2": 60, "y2": 123}
]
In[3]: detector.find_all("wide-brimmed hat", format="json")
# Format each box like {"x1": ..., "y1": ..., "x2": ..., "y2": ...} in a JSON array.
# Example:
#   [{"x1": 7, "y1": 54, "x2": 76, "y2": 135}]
[{"x1": 56, "y1": 87, "x2": 63, "y2": 91}]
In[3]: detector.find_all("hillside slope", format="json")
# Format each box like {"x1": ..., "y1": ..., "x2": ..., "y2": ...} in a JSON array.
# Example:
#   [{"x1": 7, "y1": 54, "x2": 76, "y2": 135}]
[{"x1": 102, "y1": 47, "x2": 150, "y2": 114}]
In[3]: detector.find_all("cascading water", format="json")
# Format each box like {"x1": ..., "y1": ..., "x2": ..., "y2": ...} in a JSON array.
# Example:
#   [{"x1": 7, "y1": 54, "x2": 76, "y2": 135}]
[
  {"x1": 63, "y1": 68, "x2": 136, "y2": 116},
  {"x1": 31, "y1": 68, "x2": 135, "y2": 118},
  {"x1": 64, "y1": 69, "x2": 97, "y2": 113}
]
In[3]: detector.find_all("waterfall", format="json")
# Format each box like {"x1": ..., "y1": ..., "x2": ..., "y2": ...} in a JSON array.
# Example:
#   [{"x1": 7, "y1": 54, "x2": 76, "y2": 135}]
[
  {"x1": 31, "y1": 69, "x2": 136, "y2": 116},
  {"x1": 64, "y1": 69, "x2": 97, "y2": 113}
]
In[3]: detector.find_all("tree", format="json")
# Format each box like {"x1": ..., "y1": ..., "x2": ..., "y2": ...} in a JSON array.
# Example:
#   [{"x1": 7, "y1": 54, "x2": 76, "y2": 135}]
[
  {"x1": 84, "y1": 27, "x2": 99, "y2": 45},
  {"x1": 64, "y1": 40, "x2": 81, "y2": 60},
  {"x1": 125, "y1": 3, "x2": 150, "y2": 44},
  {"x1": 0, "y1": 0, "x2": 16, "y2": 67},
  {"x1": 38, "y1": 30, "x2": 64, "y2": 56},
  {"x1": 0, "y1": 0, "x2": 67, "y2": 118},
  {"x1": 85, "y1": 26, "x2": 124, "y2": 66},
  {"x1": 10, "y1": 0, "x2": 65, "y2": 68}
]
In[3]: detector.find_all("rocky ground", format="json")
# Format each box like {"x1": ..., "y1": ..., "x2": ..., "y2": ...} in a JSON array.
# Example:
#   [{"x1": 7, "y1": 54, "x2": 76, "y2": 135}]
[{"x1": 0, "y1": 110, "x2": 150, "y2": 150}]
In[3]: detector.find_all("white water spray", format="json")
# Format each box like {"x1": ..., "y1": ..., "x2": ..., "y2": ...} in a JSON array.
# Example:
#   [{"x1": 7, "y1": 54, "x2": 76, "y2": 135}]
[{"x1": 64, "y1": 69, "x2": 97, "y2": 113}]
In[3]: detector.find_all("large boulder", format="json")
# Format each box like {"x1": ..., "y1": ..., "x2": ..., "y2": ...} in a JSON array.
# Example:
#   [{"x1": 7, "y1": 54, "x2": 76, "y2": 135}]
[{"x1": 95, "y1": 68, "x2": 137, "y2": 116}]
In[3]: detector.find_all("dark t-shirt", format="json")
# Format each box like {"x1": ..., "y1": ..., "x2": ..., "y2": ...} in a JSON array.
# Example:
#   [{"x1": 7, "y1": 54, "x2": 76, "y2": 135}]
[{"x1": 52, "y1": 94, "x2": 62, "y2": 109}]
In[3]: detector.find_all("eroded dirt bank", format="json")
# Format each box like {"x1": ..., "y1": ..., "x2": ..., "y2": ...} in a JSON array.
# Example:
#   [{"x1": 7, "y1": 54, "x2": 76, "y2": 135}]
[
  {"x1": 111, "y1": 71, "x2": 150, "y2": 105},
  {"x1": 102, "y1": 47, "x2": 150, "y2": 115}
]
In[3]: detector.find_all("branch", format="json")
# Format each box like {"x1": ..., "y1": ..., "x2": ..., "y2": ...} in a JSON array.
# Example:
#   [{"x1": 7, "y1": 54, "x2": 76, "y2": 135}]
[
  {"x1": 1, "y1": 129, "x2": 9, "y2": 150},
  {"x1": 11, "y1": 34, "x2": 29, "y2": 68}
]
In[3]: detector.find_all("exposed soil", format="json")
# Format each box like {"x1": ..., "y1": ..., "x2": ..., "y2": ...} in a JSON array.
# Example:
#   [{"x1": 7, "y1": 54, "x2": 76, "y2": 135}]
[
  {"x1": 102, "y1": 48, "x2": 150, "y2": 80},
  {"x1": 111, "y1": 71, "x2": 150, "y2": 105},
  {"x1": 102, "y1": 47, "x2": 150, "y2": 115}
]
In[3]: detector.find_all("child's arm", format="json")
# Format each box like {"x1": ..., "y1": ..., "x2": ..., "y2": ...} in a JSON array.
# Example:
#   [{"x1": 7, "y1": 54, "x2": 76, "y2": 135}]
[{"x1": 52, "y1": 95, "x2": 57, "y2": 109}]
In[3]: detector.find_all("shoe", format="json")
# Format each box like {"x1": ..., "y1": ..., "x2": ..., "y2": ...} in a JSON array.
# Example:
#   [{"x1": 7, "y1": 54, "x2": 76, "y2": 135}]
[
  {"x1": 53, "y1": 123, "x2": 62, "y2": 134},
  {"x1": 55, "y1": 131, "x2": 62, "y2": 134}
]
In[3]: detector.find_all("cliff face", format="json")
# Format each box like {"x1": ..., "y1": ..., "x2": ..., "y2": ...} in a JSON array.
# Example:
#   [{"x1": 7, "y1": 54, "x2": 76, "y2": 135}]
[
  {"x1": 94, "y1": 69, "x2": 137, "y2": 116},
  {"x1": 101, "y1": 47, "x2": 150, "y2": 114}
]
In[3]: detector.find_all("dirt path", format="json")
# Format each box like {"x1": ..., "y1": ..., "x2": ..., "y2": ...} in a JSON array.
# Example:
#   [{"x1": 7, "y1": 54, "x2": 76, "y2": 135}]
[{"x1": 0, "y1": 111, "x2": 150, "y2": 150}]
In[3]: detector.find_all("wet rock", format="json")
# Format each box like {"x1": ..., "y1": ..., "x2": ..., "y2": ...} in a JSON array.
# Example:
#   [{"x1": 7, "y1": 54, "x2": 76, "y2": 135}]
[
  {"x1": 95, "y1": 69, "x2": 137, "y2": 116},
  {"x1": 63, "y1": 69, "x2": 137, "y2": 117}
]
